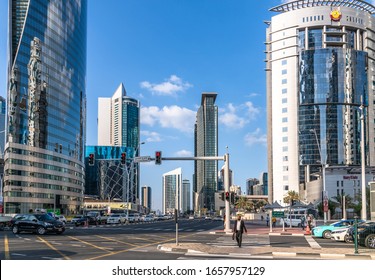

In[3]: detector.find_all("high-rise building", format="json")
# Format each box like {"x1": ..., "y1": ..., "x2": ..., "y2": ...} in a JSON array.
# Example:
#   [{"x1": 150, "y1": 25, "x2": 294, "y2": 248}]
[
  {"x1": 4, "y1": 0, "x2": 87, "y2": 214},
  {"x1": 0, "y1": 96, "x2": 6, "y2": 157},
  {"x1": 141, "y1": 185, "x2": 152, "y2": 211},
  {"x1": 162, "y1": 168, "x2": 182, "y2": 215},
  {"x1": 97, "y1": 83, "x2": 141, "y2": 203},
  {"x1": 98, "y1": 83, "x2": 140, "y2": 149},
  {"x1": 182, "y1": 179, "x2": 191, "y2": 213},
  {"x1": 266, "y1": 0, "x2": 375, "y2": 205},
  {"x1": 194, "y1": 93, "x2": 218, "y2": 213}
]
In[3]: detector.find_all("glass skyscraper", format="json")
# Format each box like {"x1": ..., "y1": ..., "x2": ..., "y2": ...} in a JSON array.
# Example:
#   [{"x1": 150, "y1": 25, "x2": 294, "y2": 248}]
[
  {"x1": 194, "y1": 93, "x2": 218, "y2": 213},
  {"x1": 4, "y1": 0, "x2": 87, "y2": 214},
  {"x1": 266, "y1": 0, "x2": 375, "y2": 205},
  {"x1": 97, "y1": 83, "x2": 140, "y2": 203}
]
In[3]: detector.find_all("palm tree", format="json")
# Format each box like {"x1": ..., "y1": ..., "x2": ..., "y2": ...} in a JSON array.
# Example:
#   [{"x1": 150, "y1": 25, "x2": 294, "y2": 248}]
[
  {"x1": 283, "y1": 190, "x2": 299, "y2": 205},
  {"x1": 235, "y1": 196, "x2": 248, "y2": 211}
]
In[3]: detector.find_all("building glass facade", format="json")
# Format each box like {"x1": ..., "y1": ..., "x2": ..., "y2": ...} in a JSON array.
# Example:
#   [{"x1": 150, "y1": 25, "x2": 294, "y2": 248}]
[
  {"x1": 4, "y1": 0, "x2": 87, "y2": 214},
  {"x1": 85, "y1": 146, "x2": 134, "y2": 203},
  {"x1": 266, "y1": 0, "x2": 375, "y2": 205},
  {"x1": 194, "y1": 93, "x2": 218, "y2": 212}
]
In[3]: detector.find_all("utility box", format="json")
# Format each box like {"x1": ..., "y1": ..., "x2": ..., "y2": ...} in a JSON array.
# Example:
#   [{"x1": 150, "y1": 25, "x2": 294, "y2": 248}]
[{"x1": 370, "y1": 182, "x2": 375, "y2": 221}]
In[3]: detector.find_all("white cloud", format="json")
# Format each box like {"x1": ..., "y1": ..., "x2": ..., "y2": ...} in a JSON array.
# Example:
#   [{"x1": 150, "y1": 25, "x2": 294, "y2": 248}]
[
  {"x1": 174, "y1": 149, "x2": 193, "y2": 157},
  {"x1": 141, "y1": 105, "x2": 196, "y2": 133},
  {"x1": 219, "y1": 102, "x2": 260, "y2": 129},
  {"x1": 140, "y1": 130, "x2": 162, "y2": 142},
  {"x1": 245, "y1": 101, "x2": 260, "y2": 119},
  {"x1": 244, "y1": 128, "x2": 267, "y2": 146},
  {"x1": 140, "y1": 75, "x2": 193, "y2": 96}
]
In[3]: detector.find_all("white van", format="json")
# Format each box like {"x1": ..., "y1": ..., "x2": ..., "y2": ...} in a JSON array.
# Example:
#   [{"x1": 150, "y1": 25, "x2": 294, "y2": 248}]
[{"x1": 280, "y1": 214, "x2": 306, "y2": 227}]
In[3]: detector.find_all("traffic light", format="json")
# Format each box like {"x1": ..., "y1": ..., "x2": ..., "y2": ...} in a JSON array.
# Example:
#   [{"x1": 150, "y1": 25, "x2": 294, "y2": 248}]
[
  {"x1": 155, "y1": 151, "x2": 162, "y2": 165},
  {"x1": 121, "y1": 152, "x2": 126, "y2": 165},
  {"x1": 225, "y1": 191, "x2": 230, "y2": 201},
  {"x1": 88, "y1": 153, "x2": 95, "y2": 166},
  {"x1": 220, "y1": 192, "x2": 225, "y2": 201}
]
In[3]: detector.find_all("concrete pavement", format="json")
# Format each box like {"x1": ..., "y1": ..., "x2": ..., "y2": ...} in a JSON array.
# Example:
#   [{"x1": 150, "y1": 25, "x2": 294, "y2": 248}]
[{"x1": 157, "y1": 221, "x2": 375, "y2": 259}]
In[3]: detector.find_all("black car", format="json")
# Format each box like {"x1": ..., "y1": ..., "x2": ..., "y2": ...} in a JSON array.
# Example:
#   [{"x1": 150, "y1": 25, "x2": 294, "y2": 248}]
[
  {"x1": 358, "y1": 224, "x2": 375, "y2": 249},
  {"x1": 74, "y1": 215, "x2": 98, "y2": 226},
  {"x1": 11, "y1": 214, "x2": 65, "y2": 235}
]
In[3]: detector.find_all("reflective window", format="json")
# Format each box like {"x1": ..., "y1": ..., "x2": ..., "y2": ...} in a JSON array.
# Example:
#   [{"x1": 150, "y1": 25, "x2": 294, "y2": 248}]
[{"x1": 308, "y1": 29, "x2": 322, "y2": 49}]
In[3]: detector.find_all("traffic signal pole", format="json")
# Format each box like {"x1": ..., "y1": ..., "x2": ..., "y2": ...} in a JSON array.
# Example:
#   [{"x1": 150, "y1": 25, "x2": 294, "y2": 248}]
[{"x1": 224, "y1": 153, "x2": 231, "y2": 233}]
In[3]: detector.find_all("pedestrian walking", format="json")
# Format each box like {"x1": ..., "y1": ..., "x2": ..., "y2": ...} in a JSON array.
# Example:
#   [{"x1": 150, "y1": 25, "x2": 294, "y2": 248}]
[
  {"x1": 232, "y1": 215, "x2": 247, "y2": 248},
  {"x1": 301, "y1": 215, "x2": 306, "y2": 230},
  {"x1": 266, "y1": 214, "x2": 270, "y2": 226},
  {"x1": 272, "y1": 217, "x2": 276, "y2": 227}
]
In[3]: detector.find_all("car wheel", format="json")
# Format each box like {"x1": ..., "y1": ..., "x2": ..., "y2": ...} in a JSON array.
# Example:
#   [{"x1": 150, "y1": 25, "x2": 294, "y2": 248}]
[
  {"x1": 323, "y1": 230, "x2": 331, "y2": 239},
  {"x1": 37, "y1": 226, "x2": 46, "y2": 235},
  {"x1": 12, "y1": 225, "x2": 19, "y2": 234},
  {"x1": 344, "y1": 234, "x2": 352, "y2": 243},
  {"x1": 365, "y1": 234, "x2": 375, "y2": 249}
]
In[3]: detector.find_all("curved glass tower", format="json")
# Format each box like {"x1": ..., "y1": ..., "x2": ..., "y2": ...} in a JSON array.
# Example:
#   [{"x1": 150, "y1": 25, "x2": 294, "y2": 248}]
[
  {"x1": 4, "y1": 0, "x2": 87, "y2": 214},
  {"x1": 266, "y1": 0, "x2": 375, "y2": 204}
]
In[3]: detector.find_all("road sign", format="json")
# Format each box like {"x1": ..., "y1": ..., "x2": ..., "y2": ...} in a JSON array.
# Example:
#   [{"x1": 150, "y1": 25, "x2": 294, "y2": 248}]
[
  {"x1": 134, "y1": 156, "x2": 152, "y2": 163},
  {"x1": 272, "y1": 211, "x2": 284, "y2": 218}
]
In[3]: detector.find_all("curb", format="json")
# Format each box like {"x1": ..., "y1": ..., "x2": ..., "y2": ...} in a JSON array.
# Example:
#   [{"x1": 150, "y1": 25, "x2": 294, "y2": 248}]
[{"x1": 157, "y1": 245, "x2": 374, "y2": 259}]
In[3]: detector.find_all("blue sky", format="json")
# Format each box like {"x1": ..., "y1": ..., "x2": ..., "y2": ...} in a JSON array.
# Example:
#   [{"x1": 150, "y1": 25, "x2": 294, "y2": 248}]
[{"x1": 0, "y1": 0, "x2": 297, "y2": 211}]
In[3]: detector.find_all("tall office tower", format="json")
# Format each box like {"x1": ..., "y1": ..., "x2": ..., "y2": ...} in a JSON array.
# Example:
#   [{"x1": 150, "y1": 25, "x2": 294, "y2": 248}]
[
  {"x1": 4, "y1": 0, "x2": 87, "y2": 214},
  {"x1": 266, "y1": 0, "x2": 375, "y2": 205},
  {"x1": 97, "y1": 83, "x2": 140, "y2": 202},
  {"x1": 162, "y1": 168, "x2": 182, "y2": 215},
  {"x1": 182, "y1": 179, "x2": 191, "y2": 213},
  {"x1": 246, "y1": 178, "x2": 259, "y2": 195},
  {"x1": 194, "y1": 93, "x2": 218, "y2": 213},
  {"x1": 141, "y1": 185, "x2": 152, "y2": 211},
  {"x1": 0, "y1": 96, "x2": 6, "y2": 157}
]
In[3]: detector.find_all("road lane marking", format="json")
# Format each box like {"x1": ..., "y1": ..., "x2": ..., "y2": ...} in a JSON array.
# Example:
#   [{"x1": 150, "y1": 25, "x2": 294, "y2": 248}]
[
  {"x1": 37, "y1": 236, "x2": 71, "y2": 260},
  {"x1": 95, "y1": 235, "x2": 137, "y2": 247},
  {"x1": 305, "y1": 235, "x2": 321, "y2": 249},
  {"x1": 89, "y1": 234, "x2": 192, "y2": 260},
  {"x1": 67, "y1": 236, "x2": 113, "y2": 253},
  {"x1": 4, "y1": 235, "x2": 10, "y2": 260}
]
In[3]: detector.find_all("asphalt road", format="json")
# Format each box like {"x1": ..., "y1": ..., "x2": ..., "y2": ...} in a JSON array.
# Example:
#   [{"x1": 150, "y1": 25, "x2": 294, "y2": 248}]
[{"x1": 0, "y1": 219, "x2": 356, "y2": 260}]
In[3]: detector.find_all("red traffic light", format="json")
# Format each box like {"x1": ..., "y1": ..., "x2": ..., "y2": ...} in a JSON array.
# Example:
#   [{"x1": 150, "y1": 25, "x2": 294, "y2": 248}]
[
  {"x1": 121, "y1": 152, "x2": 126, "y2": 165},
  {"x1": 225, "y1": 192, "x2": 230, "y2": 200},
  {"x1": 88, "y1": 153, "x2": 95, "y2": 166},
  {"x1": 155, "y1": 151, "x2": 162, "y2": 165}
]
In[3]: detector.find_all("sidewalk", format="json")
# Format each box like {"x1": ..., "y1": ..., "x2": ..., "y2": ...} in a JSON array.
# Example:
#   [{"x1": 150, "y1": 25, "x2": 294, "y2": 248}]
[{"x1": 157, "y1": 222, "x2": 375, "y2": 259}]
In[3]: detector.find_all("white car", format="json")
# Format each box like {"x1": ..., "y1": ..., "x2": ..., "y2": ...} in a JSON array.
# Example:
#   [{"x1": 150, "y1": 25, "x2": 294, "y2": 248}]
[
  {"x1": 331, "y1": 227, "x2": 351, "y2": 242},
  {"x1": 57, "y1": 215, "x2": 67, "y2": 224},
  {"x1": 106, "y1": 214, "x2": 126, "y2": 224}
]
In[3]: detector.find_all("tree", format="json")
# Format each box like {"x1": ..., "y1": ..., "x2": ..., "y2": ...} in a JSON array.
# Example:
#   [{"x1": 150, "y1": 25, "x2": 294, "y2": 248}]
[
  {"x1": 283, "y1": 190, "x2": 299, "y2": 205},
  {"x1": 235, "y1": 196, "x2": 249, "y2": 211}
]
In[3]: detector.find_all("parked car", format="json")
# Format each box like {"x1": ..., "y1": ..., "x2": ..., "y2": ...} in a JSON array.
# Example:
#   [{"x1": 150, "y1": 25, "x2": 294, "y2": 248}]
[
  {"x1": 11, "y1": 213, "x2": 65, "y2": 235},
  {"x1": 74, "y1": 215, "x2": 99, "y2": 226},
  {"x1": 56, "y1": 215, "x2": 67, "y2": 224},
  {"x1": 86, "y1": 211, "x2": 103, "y2": 224},
  {"x1": 312, "y1": 219, "x2": 364, "y2": 239},
  {"x1": 127, "y1": 213, "x2": 140, "y2": 223},
  {"x1": 213, "y1": 216, "x2": 224, "y2": 221},
  {"x1": 345, "y1": 221, "x2": 375, "y2": 243},
  {"x1": 106, "y1": 214, "x2": 126, "y2": 224},
  {"x1": 71, "y1": 215, "x2": 84, "y2": 224},
  {"x1": 331, "y1": 227, "x2": 352, "y2": 242},
  {"x1": 358, "y1": 223, "x2": 375, "y2": 249},
  {"x1": 141, "y1": 215, "x2": 154, "y2": 222},
  {"x1": 280, "y1": 214, "x2": 306, "y2": 227}
]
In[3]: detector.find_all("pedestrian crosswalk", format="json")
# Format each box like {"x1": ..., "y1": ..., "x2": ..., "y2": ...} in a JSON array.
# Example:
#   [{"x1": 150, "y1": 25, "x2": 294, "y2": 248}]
[{"x1": 207, "y1": 235, "x2": 271, "y2": 248}]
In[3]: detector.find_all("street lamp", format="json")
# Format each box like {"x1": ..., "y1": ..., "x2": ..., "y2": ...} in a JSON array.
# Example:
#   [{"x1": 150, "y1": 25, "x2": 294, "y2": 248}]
[
  {"x1": 309, "y1": 129, "x2": 327, "y2": 224},
  {"x1": 359, "y1": 103, "x2": 367, "y2": 220}
]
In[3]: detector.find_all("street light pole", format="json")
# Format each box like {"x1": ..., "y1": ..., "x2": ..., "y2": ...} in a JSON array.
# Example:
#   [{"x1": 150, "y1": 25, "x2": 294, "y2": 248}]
[
  {"x1": 310, "y1": 129, "x2": 327, "y2": 224},
  {"x1": 360, "y1": 104, "x2": 367, "y2": 220}
]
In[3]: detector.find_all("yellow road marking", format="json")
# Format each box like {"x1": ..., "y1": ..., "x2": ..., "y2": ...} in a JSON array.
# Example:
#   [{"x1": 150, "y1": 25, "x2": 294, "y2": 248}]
[
  {"x1": 67, "y1": 236, "x2": 112, "y2": 252},
  {"x1": 4, "y1": 234, "x2": 10, "y2": 260},
  {"x1": 37, "y1": 236, "x2": 70, "y2": 260},
  {"x1": 89, "y1": 234, "x2": 190, "y2": 260},
  {"x1": 94, "y1": 235, "x2": 137, "y2": 247}
]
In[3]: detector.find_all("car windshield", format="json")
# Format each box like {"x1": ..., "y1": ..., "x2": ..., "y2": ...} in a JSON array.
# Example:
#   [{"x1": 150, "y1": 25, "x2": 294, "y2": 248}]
[{"x1": 35, "y1": 214, "x2": 55, "y2": 222}]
